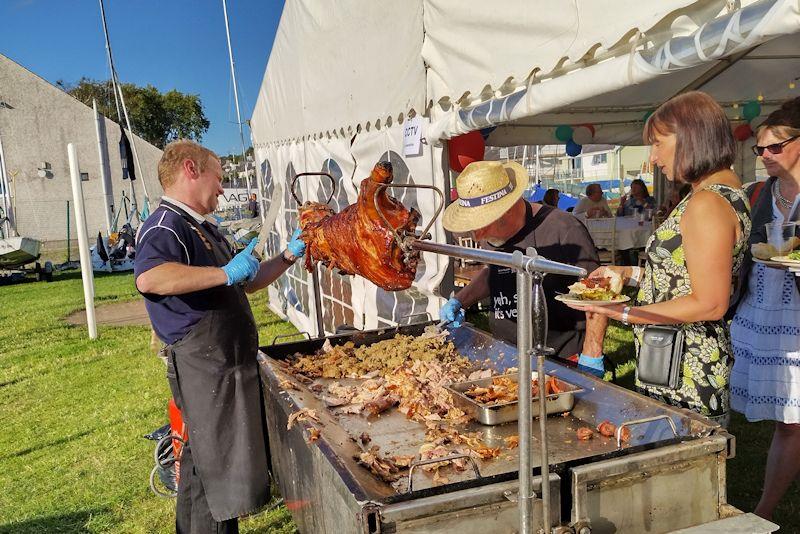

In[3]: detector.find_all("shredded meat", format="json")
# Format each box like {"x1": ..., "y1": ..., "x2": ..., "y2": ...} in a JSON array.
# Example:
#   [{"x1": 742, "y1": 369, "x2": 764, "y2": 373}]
[
  {"x1": 576, "y1": 427, "x2": 594, "y2": 441},
  {"x1": 464, "y1": 375, "x2": 565, "y2": 405},
  {"x1": 596, "y1": 420, "x2": 616, "y2": 437},
  {"x1": 504, "y1": 435, "x2": 520, "y2": 449},
  {"x1": 286, "y1": 408, "x2": 321, "y2": 430},
  {"x1": 290, "y1": 331, "x2": 468, "y2": 379},
  {"x1": 299, "y1": 161, "x2": 420, "y2": 291},
  {"x1": 355, "y1": 446, "x2": 406, "y2": 482}
]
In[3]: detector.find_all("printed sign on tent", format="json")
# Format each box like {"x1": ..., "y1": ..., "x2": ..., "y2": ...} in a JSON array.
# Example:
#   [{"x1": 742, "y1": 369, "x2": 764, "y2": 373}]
[{"x1": 403, "y1": 116, "x2": 423, "y2": 157}]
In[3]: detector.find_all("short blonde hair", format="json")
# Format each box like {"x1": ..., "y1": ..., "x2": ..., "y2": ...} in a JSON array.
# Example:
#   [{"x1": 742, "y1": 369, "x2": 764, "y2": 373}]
[{"x1": 158, "y1": 140, "x2": 218, "y2": 189}]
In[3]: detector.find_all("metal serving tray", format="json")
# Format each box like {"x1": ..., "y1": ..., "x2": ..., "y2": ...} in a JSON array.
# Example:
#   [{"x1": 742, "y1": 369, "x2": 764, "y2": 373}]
[{"x1": 447, "y1": 371, "x2": 583, "y2": 426}]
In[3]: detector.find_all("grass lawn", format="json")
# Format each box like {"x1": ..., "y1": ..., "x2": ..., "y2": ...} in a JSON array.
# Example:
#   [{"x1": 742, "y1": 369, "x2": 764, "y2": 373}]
[
  {"x1": 1, "y1": 273, "x2": 797, "y2": 532},
  {"x1": 0, "y1": 271, "x2": 297, "y2": 533}
]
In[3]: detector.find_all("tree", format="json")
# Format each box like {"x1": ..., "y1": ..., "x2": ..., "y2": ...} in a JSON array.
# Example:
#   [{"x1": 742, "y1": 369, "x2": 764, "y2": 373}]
[{"x1": 61, "y1": 78, "x2": 210, "y2": 148}]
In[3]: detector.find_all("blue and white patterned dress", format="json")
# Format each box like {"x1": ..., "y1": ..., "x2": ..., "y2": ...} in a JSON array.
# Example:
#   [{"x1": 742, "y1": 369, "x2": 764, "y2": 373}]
[{"x1": 730, "y1": 198, "x2": 800, "y2": 424}]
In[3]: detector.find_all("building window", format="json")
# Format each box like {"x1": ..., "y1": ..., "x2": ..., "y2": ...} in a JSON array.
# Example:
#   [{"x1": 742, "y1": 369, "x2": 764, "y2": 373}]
[
  {"x1": 592, "y1": 153, "x2": 608, "y2": 165},
  {"x1": 80, "y1": 172, "x2": 89, "y2": 182}
]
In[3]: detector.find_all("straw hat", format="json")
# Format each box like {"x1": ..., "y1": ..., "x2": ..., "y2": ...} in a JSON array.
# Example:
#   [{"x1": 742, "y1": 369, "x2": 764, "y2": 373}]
[{"x1": 442, "y1": 160, "x2": 529, "y2": 233}]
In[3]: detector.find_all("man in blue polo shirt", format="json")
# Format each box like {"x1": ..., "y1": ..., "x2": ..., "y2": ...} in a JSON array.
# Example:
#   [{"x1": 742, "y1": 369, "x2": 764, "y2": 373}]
[{"x1": 135, "y1": 140, "x2": 305, "y2": 534}]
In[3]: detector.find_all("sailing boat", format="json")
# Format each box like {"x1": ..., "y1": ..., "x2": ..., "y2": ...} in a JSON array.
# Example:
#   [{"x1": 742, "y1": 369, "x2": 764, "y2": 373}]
[
  {"x1": 0, "y1": 136, "x2": 42, "y2": 270},
  {"x1": 89, "y1": 0, "x2": 148, "y2": 273}
]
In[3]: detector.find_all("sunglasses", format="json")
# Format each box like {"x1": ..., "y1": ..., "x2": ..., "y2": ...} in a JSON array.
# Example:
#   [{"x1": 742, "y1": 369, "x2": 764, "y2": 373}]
[{"x1": 751, "y1": 135, "x2": 799, "y2": 157}]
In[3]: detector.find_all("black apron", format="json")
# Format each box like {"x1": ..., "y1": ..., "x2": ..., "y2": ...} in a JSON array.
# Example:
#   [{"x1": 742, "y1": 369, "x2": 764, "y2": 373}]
[{"x1": 163, "y1": 203, "x2": 270, "y2": 521}]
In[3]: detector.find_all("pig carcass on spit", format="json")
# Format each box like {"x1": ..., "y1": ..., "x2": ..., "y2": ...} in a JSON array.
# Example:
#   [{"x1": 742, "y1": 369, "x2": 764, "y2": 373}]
[{"x1": 298, "y1": 162, "x2": 420, "y2": 291}]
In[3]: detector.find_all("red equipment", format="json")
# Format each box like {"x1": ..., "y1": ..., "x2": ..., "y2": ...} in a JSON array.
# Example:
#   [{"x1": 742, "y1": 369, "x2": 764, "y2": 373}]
[{"x1": 168, "y1": 398, "x2": 188, "y2": 484}]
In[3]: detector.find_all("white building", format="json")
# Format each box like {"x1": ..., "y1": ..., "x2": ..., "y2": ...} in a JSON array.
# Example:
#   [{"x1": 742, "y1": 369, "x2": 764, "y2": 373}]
[{"x1": 0, "y1": 53, "x2": 163, "y2": 250}]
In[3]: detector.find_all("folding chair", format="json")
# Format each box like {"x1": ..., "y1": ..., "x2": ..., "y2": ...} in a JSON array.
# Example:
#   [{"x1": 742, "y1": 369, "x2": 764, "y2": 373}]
[{"x1": 590, "y1": 218, "x2": 617, "y2": 266}]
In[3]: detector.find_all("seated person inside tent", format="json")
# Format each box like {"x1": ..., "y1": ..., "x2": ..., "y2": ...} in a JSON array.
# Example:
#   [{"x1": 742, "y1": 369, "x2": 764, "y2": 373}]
[{"x1": 573, "y1": 183, "x2": 612, "y2": 218}]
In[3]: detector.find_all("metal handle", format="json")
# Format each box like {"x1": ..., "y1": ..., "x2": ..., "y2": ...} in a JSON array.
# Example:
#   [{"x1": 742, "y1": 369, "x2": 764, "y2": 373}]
[
  {"x1": 373, "y1": 182, "x2": 445, "y2": 254},
  {"x1": 406, "y1": 453, "x2": 481, "y2": 493},
  {"x1": 616, "y1": 414, "x2": 678, "y2": 448},
  {"x1": 271, "y1": 332, "x2": 311, "y2": 345},
  {"x1": 397, "y1": 312, "x2": 433, "y2": 325},
  {"x1": 292, "y1": 172, "x2": 336, "y2": 205}
]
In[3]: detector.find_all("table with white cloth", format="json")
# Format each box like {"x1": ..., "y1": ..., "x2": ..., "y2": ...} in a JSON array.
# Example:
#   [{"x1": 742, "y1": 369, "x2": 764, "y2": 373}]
[{"x1": 580, "y1": 215, "x2": 654, "y2": 251}]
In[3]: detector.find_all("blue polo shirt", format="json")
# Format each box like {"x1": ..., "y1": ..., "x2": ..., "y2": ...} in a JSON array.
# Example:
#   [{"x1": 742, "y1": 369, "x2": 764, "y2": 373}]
[{"x1": 135, "y1": 198, "x2": 233, "y2": 344}]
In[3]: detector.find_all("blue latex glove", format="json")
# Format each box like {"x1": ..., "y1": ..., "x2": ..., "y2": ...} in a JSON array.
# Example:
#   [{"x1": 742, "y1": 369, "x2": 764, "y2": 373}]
[
  {"x1": 439, "y1": 297, "x2": 465, "y2": 328},
  {"x1": 577, "y1": 353, "x2": 605, "y2": 377},
  {"x1": 287, "y1": 228, "x2": 306, "y2": 258},
  {"x1": 222, "y1": 238, "x2": 260, "y2": 286}
]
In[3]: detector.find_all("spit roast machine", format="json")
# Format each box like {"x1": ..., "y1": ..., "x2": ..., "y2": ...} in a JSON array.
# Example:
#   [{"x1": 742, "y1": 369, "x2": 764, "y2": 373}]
[{"x1": 256, "y1": 170, "x2": 776, "y2": 533}]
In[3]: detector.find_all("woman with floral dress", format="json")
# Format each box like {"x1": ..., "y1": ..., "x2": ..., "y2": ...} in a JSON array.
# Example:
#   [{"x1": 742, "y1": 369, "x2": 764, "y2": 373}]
[
  {"x1": 571, "y1": 91, "x2": 750, "y2": 425},
  {"x1": 729, "y1": 97, "x2": 800, "y2": 520}
]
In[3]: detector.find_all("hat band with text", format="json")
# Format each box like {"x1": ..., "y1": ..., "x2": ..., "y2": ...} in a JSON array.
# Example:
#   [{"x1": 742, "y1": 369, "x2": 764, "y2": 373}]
[{"x1": 458, "y1": 182, "x2": 515, "y2": 208}]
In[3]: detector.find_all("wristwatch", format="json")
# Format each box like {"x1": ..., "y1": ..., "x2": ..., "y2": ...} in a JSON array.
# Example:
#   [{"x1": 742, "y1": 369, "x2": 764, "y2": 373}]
[
  {"x1": 281, "y1": 249, "x2": 297, "y2": 265},
  {"x1": 621, "y1": 305, "x2": 632, "y2": 326}
]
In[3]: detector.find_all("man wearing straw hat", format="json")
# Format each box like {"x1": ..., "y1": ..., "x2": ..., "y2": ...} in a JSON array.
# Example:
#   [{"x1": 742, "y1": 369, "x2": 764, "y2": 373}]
[{"x1": 440, "y1": 160, "x2": 607, "y2": 374}]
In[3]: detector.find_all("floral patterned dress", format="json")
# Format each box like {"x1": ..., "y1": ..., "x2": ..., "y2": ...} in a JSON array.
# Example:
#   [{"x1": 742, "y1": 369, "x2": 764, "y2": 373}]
[{"x1": 634, "y1": 184, "x2": 751, "y2": 421}]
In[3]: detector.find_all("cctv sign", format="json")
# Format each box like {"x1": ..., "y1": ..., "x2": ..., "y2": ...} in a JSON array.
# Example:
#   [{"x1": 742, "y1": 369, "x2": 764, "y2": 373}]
[{"x1": 403, "y1": 116, "x2": 423, "y2": 157}]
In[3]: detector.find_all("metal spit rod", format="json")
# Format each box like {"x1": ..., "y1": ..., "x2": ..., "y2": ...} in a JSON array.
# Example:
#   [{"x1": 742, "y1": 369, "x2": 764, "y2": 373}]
[{"x1": 411, "y1": 240, "x2": 587, "y2": 278}]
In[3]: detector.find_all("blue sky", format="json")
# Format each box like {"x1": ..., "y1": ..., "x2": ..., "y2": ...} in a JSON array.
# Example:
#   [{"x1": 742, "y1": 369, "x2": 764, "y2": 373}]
[{"x1": 0, "y1": 0, "x2": 285, "y2": 155}]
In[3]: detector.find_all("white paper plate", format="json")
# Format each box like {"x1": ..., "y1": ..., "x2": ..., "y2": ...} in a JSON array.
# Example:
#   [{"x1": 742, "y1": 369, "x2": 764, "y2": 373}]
[
  {"x1": 753, "y1": 257, "x2": 791, "y2": 268},
  {"x1": 771, "y1": 255, "x2": 800, "y2": 264},
  {"x1": 555, "y1": 294, "x2": 630, "y2": 306}
]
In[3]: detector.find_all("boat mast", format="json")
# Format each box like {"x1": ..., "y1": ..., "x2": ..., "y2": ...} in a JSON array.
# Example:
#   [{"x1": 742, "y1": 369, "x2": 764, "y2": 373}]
[
  {"x1": 0, "y1": 132, "x2": 13, "y2": 237},
  {"x1": 98, "y1": 0, "x2": 150, "y2": 220},
  {"x1": 222, "y1": 0, "x2": 253, "y2": 196}
]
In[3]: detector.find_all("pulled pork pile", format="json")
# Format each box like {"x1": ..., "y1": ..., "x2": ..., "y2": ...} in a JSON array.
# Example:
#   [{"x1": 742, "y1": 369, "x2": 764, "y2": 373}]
[
  {"x1": 289, "y1": 331, "x2": 481, "y2": 424},
  {"x1": 287, "y1": 330, "x2": 513, "y2": 488},
  {"x1": 290, "y1": 330, "x2": 469, "y2": 379}
]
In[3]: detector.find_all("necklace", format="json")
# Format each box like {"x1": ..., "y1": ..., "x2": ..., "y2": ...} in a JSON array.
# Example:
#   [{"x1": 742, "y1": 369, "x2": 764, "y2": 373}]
[{"x1": 772, "y1": 180, "x2": 795, "y2": 210}]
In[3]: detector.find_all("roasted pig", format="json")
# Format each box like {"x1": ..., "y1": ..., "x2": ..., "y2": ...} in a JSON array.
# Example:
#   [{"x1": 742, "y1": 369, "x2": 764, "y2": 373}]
[{"x1": 298, "y1": 162, "x2": 420, "y2": 291}]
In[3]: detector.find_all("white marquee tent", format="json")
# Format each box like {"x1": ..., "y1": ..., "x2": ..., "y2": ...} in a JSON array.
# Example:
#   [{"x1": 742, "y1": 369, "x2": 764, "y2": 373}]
[{"x1": 250, "y1": 0, "x2": 800, "y2": 334}]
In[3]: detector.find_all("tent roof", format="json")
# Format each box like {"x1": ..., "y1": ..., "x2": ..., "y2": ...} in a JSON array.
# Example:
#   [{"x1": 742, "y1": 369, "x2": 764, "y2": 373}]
[
  {"x1": 251, "y1": 0, "x2": 800, "y2": 146},
  {"x1": 250, "y1": 0, "x2": 426, "y2": 147}
]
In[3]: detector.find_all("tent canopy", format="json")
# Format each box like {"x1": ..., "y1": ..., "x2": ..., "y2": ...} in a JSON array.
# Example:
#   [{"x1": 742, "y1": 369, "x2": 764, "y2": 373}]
[{"x1": 251, "y1": 0, "x2": 800, "y2": 147}]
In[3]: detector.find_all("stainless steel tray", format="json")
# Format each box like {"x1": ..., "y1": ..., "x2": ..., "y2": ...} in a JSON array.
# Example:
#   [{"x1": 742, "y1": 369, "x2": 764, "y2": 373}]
[{"x1": 447, "y1": 371, "x2": 583, "y2": 426}]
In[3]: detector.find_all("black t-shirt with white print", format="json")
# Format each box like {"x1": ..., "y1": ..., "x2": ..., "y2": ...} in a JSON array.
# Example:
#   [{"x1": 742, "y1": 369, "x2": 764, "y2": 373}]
[{"x1": 486, "y1": 202, "x2": 599, "y2": 354}]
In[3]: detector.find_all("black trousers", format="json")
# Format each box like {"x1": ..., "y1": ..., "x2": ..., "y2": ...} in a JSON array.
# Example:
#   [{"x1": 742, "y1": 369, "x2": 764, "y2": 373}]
[{"x1": 176, "y1": 444, "x2": 239, "y2": 534}]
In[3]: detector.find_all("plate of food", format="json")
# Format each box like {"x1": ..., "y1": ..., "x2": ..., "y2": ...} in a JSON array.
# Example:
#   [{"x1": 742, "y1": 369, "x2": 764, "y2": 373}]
[
  {"x1": 752, "y1": 238, "x2": 800, "y2": 262},
  {"x1": 771, "y1": 249, "x2": 800, "y2": 265},
  {"x1": 555, "y1": 271, "x2": 630, "y2": 306}
]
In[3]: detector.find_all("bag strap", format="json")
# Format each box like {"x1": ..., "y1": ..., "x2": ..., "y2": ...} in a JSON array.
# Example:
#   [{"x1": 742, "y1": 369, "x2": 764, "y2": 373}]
[{"x1": 749, "y1": 181, "x2": 766, "y2": 206}]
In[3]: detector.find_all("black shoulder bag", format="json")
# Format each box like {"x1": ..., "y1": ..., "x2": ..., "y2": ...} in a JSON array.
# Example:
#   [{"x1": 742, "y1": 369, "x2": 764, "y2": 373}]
[{"x1": 636, "y1": 274, "x2": 685, "y2": 390}]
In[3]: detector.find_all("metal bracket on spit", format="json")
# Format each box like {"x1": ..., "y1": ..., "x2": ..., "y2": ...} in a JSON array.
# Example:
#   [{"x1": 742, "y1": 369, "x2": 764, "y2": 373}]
[
  {"x1": 271, "y1": 332, "x2": 312, "y2": 345},
  {"x1": 615, "y1": 414, "x2": 678, "y2": 449},
  {"x1": 291, "y1": 171, "x2": 336, "y2": 205},
  {"x1": 405, "y1": 453, "x2": 482, "y2": 493},
  {"x1": 372, "y1": 183, "x2": 445, "y2": 263}
]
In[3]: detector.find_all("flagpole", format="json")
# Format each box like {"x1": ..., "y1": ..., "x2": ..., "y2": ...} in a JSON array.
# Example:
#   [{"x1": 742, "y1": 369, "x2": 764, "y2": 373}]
[{"x1": 222, "y1": 0, "x2": 252, "y2": 196}]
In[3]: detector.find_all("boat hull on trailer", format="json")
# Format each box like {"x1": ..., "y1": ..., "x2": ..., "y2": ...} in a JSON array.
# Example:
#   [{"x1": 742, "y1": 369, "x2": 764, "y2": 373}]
[{"x1": 0, "y1": 237, "x2": 41, "y2": 269}]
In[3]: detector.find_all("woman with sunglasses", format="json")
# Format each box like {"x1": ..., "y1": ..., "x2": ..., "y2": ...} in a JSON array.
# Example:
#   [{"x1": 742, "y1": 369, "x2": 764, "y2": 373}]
[
  {"x1": 568, "y1": 91, "x2": 750, "y2": 426},
  {"x1": 730, "y1": 97, "x2": 800, "y2": 521}
]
